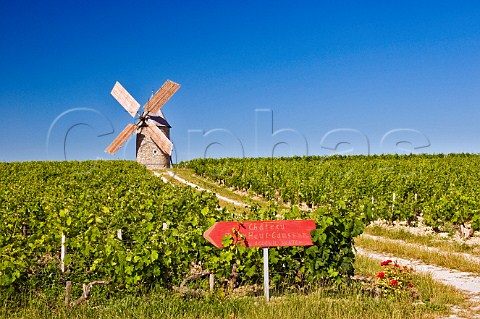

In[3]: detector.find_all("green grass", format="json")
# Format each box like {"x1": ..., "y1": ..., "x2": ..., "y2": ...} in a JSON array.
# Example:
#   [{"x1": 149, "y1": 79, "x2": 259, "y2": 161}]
[
  {"x1": 1, "y1": 256, "x2": 467, "y2": 319},
  {"x1": 365, "y1": 225, "x2": 480, "y2": 257},
  {"x1": 0, "y1": 288, "x2": 455, "y2": 319}
]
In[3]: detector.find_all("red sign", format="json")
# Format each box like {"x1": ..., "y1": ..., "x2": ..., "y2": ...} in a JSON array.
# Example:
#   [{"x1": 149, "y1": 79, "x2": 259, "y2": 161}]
[{"x1": 203, "y1": 220, "x2": 316, "y2": 248}]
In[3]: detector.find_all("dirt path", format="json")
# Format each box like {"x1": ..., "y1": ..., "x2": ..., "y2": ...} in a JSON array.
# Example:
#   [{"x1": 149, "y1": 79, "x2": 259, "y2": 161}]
[
  {"x1": 158, "y1": 170, "x2": 480, "y2": 318},
  {"x1": 160, "y1": 171, "x2": 248, "y2": 207},
  {"x1": 362, "y1": 234, "x2": 480, "y2": 265}
]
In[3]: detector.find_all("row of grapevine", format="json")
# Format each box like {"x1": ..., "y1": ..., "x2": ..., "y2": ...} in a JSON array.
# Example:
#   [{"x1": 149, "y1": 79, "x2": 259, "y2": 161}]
[
  {"x1": 0, "y1": 161, "x2": 221, "y2": 294},
  {"x1": 0, "y1": 160, "x2": 363, "y2": 297},
  {"x1": 179, "y1": 154, "x2": 480, "y2": 231}
]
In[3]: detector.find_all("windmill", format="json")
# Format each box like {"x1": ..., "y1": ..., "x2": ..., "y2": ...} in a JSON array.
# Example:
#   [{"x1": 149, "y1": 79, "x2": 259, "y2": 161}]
[{"x1": 105, "y1": 80, "x2": 180, "y2": 169}]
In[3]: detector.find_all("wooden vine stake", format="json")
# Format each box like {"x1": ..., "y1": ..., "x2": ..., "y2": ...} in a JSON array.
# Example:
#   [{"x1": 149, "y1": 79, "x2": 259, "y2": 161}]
[
  {"x1": 64, "y1": 281, "x2": 72, "y2": 306},
  {"x1": 209, "y1": 273, "x2": 215, "y2": 291},
  {"x1": 60, "y1": 233, "x2": 66, "y2": 273}
]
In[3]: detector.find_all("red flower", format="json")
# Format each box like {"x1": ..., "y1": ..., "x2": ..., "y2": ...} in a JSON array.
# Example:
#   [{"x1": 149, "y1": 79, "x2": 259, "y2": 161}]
[
  {"x1": 377, "y1": 272, "x2": 385, "y2": 279},
  {"x1": 408, "y1": 283, "x2": 413, "y2": 288},
  {"x1": 380, "y1": 260, "x2": 393, "y2": 266},
  {"x1": 391, "y1": 279, "x2": 398, "y2": 286},
  {"x1": 394, "y1": 263, "x2": 399, "y2": 267}
]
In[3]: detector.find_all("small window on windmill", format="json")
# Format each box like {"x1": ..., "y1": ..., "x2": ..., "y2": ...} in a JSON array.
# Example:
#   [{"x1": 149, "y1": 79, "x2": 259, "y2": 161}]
[{"x1": 153, "y1": 149, "x2": 158, "y2": 155}]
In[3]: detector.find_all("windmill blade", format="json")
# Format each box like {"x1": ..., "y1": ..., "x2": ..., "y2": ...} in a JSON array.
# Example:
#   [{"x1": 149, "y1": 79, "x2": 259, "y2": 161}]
[
  {"x1": 105, "y1": 123, "x2": 136, "y2": 154},
  {"x1": 143, "y1": 80, "x2": 180, "y2": 114},
  {"x1": 111, "y1": 82, "x2": 141, "y2": 117},
  {"x1": 145, "y1": 123, "x2": 173, "y2": 155}
]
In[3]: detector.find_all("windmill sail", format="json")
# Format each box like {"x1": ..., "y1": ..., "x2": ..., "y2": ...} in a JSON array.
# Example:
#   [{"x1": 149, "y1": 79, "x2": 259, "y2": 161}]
[
  {"x1": 144, "y1": 122, "x2": 173, "y2": 155},
  {"x1": 105, "y1": 123, "x2": 136, "y2": 154},
  {"x1": 143, "y1": 80, "x2": 180, "y2": 114},
  {"x1": 111, "y1": 82, "x2": 141, "y2": 117}
]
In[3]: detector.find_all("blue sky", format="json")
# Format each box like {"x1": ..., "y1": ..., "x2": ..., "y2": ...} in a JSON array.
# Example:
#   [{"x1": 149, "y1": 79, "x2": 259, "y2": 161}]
[{"x1": 1, "y1": 1, "x2": 480, "y2": 162}]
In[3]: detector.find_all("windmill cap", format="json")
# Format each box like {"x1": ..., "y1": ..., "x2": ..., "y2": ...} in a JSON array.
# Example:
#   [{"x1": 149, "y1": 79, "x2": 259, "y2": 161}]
[{"x1": 148, "y1": 110, "x2": 171, "y2": 128}]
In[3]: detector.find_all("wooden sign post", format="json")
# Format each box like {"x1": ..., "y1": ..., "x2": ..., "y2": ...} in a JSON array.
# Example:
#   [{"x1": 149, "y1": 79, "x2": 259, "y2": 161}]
[{"x1": 204, "y1": 220, "x2": 316, "y2": 301}]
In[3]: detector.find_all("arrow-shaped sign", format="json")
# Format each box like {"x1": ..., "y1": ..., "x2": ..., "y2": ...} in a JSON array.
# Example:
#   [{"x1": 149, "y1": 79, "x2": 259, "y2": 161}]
[{"x1": 203, "y1": 220, "x2": 316, "y2": 248}]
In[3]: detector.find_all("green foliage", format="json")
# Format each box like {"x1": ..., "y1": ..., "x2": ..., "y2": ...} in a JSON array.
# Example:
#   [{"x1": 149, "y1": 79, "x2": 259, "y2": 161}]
[
  {"x1": 204, "y1": 203, "x2": 365, "y2": 288},
  {"x1": 179, "y1": 154, "x2": 480, "y2": 231},
  {"x1": 0, "y1": 161, "x2": 223, "y2": 294},
  {"x1": 6, "y1": 154, "x2": 478, "y2": 298},
  {"x1": 0, "y1": 160, "x2": 362, "y2": 297}
]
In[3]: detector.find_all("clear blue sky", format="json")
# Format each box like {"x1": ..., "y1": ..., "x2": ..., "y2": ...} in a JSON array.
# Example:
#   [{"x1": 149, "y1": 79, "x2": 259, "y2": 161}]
[{"x1": 2, "y1": 1, "x2": 480, "y2": 162}]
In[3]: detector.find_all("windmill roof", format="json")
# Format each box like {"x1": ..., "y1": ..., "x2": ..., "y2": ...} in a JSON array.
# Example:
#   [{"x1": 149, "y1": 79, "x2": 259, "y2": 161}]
[{"x1": 148, "y1": 110, "x2": 171, "y2": 128}]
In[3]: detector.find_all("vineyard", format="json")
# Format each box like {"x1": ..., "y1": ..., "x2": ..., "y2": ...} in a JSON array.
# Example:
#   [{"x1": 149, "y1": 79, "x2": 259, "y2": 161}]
[
  {"x1": 180, "y1": 154, "x2": 480, "y2": 232},
  {"x1": 0, "y1": 160, "x2": 362, "y2": 299}
]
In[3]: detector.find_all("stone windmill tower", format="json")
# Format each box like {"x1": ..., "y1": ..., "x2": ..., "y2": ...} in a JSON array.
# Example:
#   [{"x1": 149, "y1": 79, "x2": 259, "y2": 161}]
[{"x1": 105, "y1": 80, "x2": 180, "y2": 169}]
